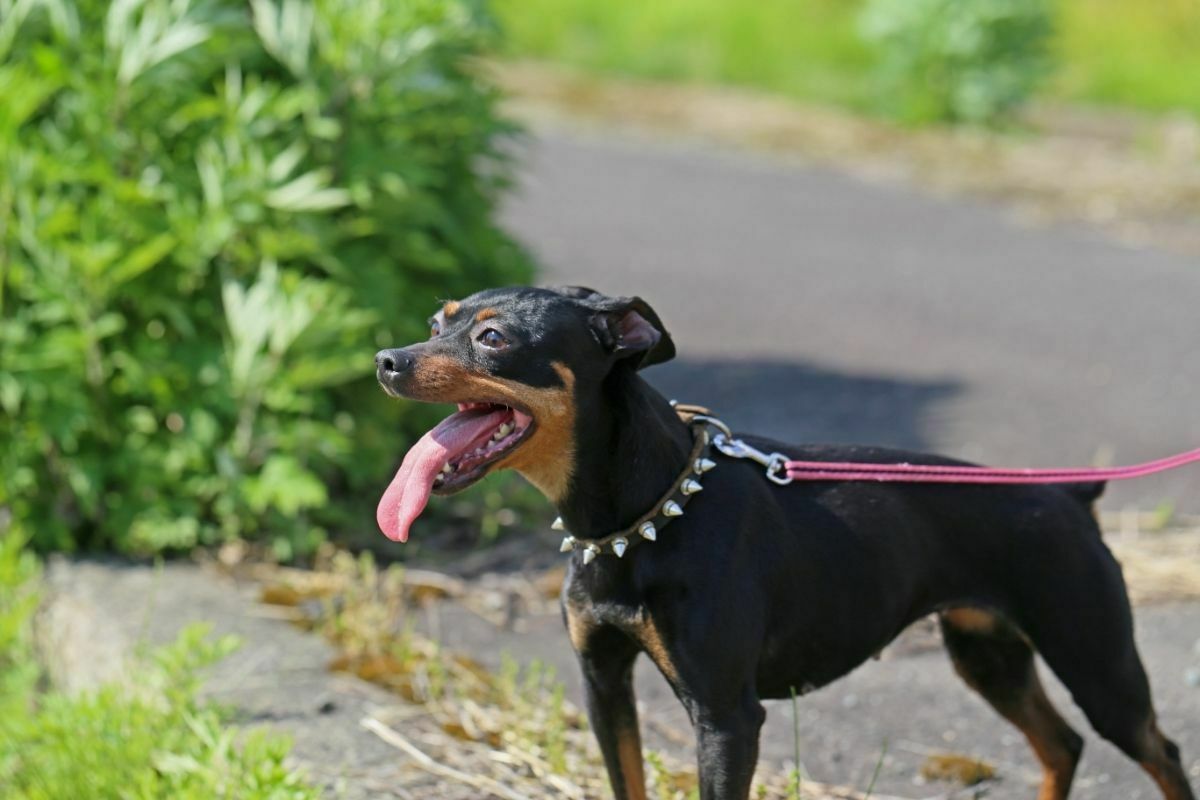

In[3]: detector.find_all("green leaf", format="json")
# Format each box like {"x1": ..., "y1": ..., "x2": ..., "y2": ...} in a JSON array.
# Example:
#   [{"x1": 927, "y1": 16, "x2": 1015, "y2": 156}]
[
  {"x1": 108, "y1": 233, "x2": 176, "y2": 287},
  {"x1": 265, "y1": 169, "x2": 352, "y2": 211},
  {"x1": 251, "y1": 0, "x2": 314, "y2": 78},
  {"x1": 242, "y1": 455, "x2": 327, "y2": 515}
]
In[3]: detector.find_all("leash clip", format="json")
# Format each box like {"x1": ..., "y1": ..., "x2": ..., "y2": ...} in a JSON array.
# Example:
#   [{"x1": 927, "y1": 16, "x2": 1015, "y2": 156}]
[{"x1": 692, "y1": 414, "x2": 794, "y2": 485}]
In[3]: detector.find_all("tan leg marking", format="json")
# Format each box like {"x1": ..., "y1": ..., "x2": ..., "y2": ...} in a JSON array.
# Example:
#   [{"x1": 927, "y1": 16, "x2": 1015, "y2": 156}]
[
  {"x1": 966, "y1": 674, "x2": 1078, "y2": 800},
  {"x1": 1137, "y1": 720, "x2": 1194, "y2": 800},
  {"x1": 616, "y1": 724, "x2": 648, "y2": 800},
  {"x1": 564, "y1": 603, "x2": 648, "y2": 799},
  {"x1": 565, "y1": 604, "x2": 595, "y2": 654},
  {"x1": 1017, "y1": 687, "x2": 1081, "y2": 800},
  {"x1": 406, "y1": 358, "x2": 577, "y2": 502},
  {"x1": 942, "y1": 611, "x2": 1080, "y2": 800},
  {"x1": 629, "y1": 612, "x2": 680, "y2": 685},
  {"x1": 943, "y1": 607, "x2": 999, "y2": 634}
]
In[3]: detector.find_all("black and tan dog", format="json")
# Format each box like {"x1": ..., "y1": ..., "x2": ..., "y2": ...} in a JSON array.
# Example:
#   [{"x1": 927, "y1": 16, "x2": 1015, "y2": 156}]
[{"x1": 374, "y1": 285, "x2": 1194, "y2": 800}]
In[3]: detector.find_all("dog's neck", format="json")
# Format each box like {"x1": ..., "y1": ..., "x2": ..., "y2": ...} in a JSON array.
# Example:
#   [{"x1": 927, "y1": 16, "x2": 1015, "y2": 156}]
[{"x1": 556, "y1": 367, "x2": 693, "y2": 539}]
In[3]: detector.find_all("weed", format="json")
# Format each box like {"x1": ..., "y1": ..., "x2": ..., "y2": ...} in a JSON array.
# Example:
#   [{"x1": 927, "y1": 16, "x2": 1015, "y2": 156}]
[
  {"x1": 0, "y1": 535, "x2": 318, "y2": 799},
  {"x1": 790, "y1": 685, "x2": 805, "y2": 799},
  {"x1": 864, "y1": 739, "x2": 889, "y2": 798},
  {"x1": 920, "y1": 751, "x2": 997, "y2": 786}
]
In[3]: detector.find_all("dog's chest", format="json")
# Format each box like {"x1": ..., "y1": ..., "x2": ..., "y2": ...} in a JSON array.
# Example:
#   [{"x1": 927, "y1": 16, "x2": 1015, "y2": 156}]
[{"x1": 568, "y1": 599, "x2": 685, "y2": 685}]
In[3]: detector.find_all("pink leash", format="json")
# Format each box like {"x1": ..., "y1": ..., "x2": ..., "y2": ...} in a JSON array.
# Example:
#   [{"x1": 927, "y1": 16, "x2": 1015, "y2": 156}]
[
  {"x1": 782, "y1": 447, "x2": 1200, "y2": 485},
  {"x1": 692, "y1": 413, "x2": 1200, "y2": 487}
]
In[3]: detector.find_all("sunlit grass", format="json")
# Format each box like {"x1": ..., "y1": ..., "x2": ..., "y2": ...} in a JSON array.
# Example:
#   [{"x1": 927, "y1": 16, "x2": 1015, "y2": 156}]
[
  {"x1": 493, "y1": 0, "x2": 876, "y2": 110},
  {"x1": 495, "y1": 0, "x2": 1200, "y2": 117},
  {"x1": 1053, "y1": 0, "x2": 1200, "y2": 114},
  {"x1": 0, "y1": 535, "x2": 318, "y2": 800}
]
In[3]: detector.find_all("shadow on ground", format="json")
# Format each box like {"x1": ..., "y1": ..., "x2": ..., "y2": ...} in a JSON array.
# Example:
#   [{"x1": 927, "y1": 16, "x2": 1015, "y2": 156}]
[{"x1": 649, "y1": 357, "x2": 960, "y2": 451}]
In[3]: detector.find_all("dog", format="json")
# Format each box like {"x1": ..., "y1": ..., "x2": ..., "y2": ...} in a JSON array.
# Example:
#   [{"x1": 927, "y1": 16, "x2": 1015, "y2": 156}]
[{"x1": 374, "y1": 285, "x2": 1195, "y2": 800}]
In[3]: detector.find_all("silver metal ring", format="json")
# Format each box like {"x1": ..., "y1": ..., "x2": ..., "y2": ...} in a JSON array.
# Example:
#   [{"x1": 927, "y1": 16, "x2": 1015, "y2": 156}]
[
  {"x1": 766, "y1": 454, "x2": 793, "y2": 485},
  {"x1": 691, "y1": 413, "x2": 732, "y2": 440}
]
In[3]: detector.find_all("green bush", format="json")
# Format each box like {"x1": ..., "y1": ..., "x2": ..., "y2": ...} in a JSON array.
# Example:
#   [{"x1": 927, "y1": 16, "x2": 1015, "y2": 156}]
[
  {"x1": 0, "y1": 0, "x2": 532, "y2": 556},
  {"x1": 0, "y1": 530, "x2": 41, "y2": 720},
  {"x1": 859, "y1": 0, "x2": 1054, "y2": 124}
]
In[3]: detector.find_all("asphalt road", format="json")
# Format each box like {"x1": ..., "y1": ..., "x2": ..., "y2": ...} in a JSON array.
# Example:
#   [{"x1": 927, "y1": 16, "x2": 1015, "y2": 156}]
[
  {"x1": 497, "y1": 126, "x2": 1200, "y2": 798},
  {"x1": 501, "y1": 127, "x2": 1200, "y2": 514}
]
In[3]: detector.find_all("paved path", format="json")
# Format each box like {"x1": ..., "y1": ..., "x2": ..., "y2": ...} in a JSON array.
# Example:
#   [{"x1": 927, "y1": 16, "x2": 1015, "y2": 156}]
[
  {"x1": 502, "y1": 127, "x2": 1200, "y2": 513},
  {"x1": 498, "y1": 127, "x2": 1200, "y2": 797}
]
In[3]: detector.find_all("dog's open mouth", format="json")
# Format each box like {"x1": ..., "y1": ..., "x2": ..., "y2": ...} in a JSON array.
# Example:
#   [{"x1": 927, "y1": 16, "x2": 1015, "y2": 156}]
[
  {"x1": 376, "y1": 402, "x2": 535, "y2": 542},
  {"x1": 431, "y1": 402, "x2": 535, "y2": 493}
]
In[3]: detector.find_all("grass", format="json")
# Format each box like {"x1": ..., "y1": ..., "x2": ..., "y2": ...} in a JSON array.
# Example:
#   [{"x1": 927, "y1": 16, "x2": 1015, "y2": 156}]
[
  {"x1": 0, "y1": 533, "x2": 320, "y2": 800},
  {"x1": 494, "y1": 0, "x2": 875, "y2": 111},
  {"x1": 1054, "y1": 0, "x2": 1200, "y2": 114},
  {"x1": 494, "y1": 0, "x2": 1200, "y2": 118}
]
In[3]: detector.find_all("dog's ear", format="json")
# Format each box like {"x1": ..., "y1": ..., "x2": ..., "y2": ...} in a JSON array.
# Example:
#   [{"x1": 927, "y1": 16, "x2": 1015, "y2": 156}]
[
  {"x1": 586, "y1": 294, "x2": 675, "y2": 370},
  {"x1": 547, "y1": 285, "x2": 603, "y2": 300},
  {"x1": 544, "y1": 285, "x2": 675, "y2": 368}
]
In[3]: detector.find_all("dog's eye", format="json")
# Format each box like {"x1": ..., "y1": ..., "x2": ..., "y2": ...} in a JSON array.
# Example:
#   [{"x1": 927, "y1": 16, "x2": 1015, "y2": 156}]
[
  {"x1": 476, "y1": 328, "x2": 509, "y2": 349},
  {"x1": 429, "y1": 320, "x2": 441, "y2": 338}
]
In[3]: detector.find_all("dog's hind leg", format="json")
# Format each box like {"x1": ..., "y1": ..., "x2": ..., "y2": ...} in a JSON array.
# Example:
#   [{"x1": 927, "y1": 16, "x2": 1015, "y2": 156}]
[
  {"x1": 1043, "y1": 639, "x2": 1195, "y2": 800},
  {"x1": 939, "y1": 609, "x2": 1083, "y2": 800},
  {"x1": 1013, "y1": 540, "x2": 1196, "y2": 800},
  {"x1": 1132, "y1": 720, "x2": 1196, "y2": 800}
]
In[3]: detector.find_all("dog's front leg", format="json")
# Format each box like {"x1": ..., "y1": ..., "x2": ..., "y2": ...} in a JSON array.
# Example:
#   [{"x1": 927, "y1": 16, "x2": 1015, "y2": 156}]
[
  {"x1": 689, "y1": 687, "x2": 766, "y2": 800},
  {"x1": 575, "y1": 627, "x2": 647, "y2": 800}
]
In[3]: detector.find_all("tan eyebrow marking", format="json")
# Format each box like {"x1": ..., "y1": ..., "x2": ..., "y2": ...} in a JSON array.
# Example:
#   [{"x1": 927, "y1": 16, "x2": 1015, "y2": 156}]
[
  {"x1": 475, "y1": 308, "x2": 498, "y2": 322},
  {"x1": 442, "y1": 300, "x2": 460, "y2": 317}
]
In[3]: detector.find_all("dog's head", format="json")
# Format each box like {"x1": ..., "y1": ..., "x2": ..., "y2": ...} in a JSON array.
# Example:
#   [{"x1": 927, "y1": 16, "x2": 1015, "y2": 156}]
[{"x1": 374, "y1": 285, "x2": 673, "y2": 541}]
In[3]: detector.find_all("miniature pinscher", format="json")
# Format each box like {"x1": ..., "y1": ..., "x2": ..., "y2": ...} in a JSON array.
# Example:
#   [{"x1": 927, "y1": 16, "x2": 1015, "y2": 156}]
[{"x1": 374, "y1": 285, "x2": 1194, "y2": 800}]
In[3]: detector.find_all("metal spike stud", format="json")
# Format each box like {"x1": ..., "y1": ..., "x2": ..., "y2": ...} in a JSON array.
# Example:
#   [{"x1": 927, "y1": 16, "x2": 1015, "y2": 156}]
[
  {"x1": 639, "y1": 521, "x2": 657, "y2": 541},
  {"x1": 612, "y1": 537, "x2": 628, "y2": 558},
  {"x1": 560, "y1": 535, "x2": 576, "y2": 553},
  {"x1": 680, "y1": 478, "x2": 703, "y2": 496},
  {"x1": 694, "y1": 457, "x2": 717, "y2": 474},
  {"x1": 551, "y1": 516, "x2": 565, "y2": 531},
  {"x1": 582, "y1": 544, "x2": 600, "y2": 565},
  {"x1": 662, "y1": 500, "x2": 684, "y2": 517}
]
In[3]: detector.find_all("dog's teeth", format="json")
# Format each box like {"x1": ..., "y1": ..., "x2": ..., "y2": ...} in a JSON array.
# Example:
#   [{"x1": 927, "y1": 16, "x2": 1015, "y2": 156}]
[
  {"x1": 560, "y1": 535, "x2": 576, "y2": 552},
  {"x1": 499, "y1": 422, "x2": 513, "y2": 436},
  {"x1": 442, "y1": 462, "x2": 452, "y2": 474},
  {"x1": 680, "y1": 478, "x2": 703, "y2": 496},
  {"x1": 639, "y1": 521, "x2": 657, "y2": 541},
  {"x1": 493, "y1": 430, "x2": 505, "y2": 441},
  {"x1": 611, "y1": 537, "x2": 628, "y2": 557},
  {"x1": 582, "y1": 544, "x2": 600, "y2": 565},
  {"x1": 694, "y1": 458, "x2": 716, "y2": 474},
  {"x1": 551, "y1": 516, "x2": 565, "y2": 531},
  {"x1": 662, "y1": 500, "x2": 683, "y2": 517}
]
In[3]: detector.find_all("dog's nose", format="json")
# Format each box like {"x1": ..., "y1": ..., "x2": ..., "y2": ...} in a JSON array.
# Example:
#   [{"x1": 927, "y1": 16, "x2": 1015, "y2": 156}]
[{"x1": 375, "y1": 348, "x2": 414, "y2": 376}]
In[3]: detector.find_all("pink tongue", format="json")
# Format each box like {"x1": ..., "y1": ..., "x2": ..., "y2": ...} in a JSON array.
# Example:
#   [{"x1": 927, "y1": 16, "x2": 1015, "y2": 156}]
[{"x1": 376, "y1": 407, "x2": 509, "y2": 542}]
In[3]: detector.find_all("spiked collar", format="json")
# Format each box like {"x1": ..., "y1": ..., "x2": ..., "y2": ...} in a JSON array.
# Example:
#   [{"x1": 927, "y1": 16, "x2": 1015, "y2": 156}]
[{"x1": 554, "y1": 413, "x2": 715, "y2": 563}]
